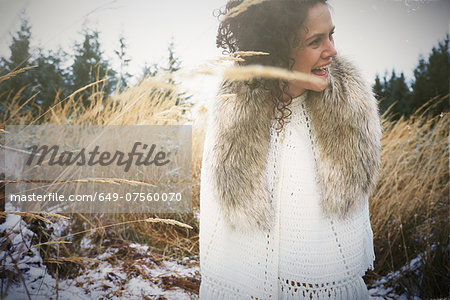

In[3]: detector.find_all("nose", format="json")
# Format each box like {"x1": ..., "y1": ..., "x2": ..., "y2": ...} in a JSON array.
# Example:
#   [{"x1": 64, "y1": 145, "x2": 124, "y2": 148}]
[{"x1": 322, "y1": 38, "x2": 337, "y2": 59}]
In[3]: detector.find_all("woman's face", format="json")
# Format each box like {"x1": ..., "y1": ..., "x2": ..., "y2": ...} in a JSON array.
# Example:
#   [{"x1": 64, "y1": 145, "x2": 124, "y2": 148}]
[{"x1": 288, "y1": 3, "x2": 337, "y2": 97}]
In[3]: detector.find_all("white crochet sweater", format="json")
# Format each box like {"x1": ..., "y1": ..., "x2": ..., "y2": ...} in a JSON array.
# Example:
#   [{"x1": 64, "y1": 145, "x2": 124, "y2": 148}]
[{"x1": 199, "y1": 93, "x2": 376, "y2": 300}]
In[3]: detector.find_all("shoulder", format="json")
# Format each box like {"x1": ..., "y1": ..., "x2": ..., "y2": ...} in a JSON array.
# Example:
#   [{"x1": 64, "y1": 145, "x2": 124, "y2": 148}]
[
  {"x1": 212, "y1": 80, "x2": 273, "y2": 129},
  {"x1": 216, "y1": 80, "x2": 271, "y2": 107}
]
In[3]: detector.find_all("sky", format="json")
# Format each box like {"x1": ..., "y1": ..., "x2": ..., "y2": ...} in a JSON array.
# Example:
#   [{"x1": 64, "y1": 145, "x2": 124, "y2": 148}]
[{"x1": 0, "y1": 0, "x2": 448, "y2": 99}]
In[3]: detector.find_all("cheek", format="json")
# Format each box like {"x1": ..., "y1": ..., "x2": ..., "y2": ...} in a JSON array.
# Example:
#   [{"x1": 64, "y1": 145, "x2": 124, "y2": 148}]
[
  {"x1": 292, "y1": 54, "x2": 310, "y2": 72},
  {"x1": 308, "y1": 50, "x2": 321, "y2": 65},
  {"x1": 296, "y1": 51, "x2": 319, "y2": 72}
]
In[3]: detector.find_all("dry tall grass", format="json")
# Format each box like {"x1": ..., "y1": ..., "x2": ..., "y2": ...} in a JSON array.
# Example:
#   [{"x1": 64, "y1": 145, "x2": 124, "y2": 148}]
[
  {"x1": 1, "y1": 70, "x2": 202, "y2": 280},
  {"x1": 368, "y1": 97, "x2": 449, "y2": 297},
  {"x1": 1, "y1": 66, "x2": 448, "y2": 298}
]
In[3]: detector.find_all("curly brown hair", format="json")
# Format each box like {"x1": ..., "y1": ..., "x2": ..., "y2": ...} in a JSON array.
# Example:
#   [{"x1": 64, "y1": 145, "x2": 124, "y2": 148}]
[{"x1": 215, "y1": 0, "x2": 327, "y2": 130}]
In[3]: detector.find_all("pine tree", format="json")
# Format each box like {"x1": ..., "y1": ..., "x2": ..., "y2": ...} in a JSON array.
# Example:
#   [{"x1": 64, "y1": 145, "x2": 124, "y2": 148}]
[
  {"x1": 373, "y1": 74, "x2": 385, "y2": 100},
  {"x1": 411, "y1": 35, "x2": 449, "y2": 115},
  {"x1": 7, "y1": 18, "x2": 32, "y2": 72},
  {"x1": 114, "y1": 36, "x2": 131, "y2": 92},
  {"x1": 164, "y1": 40, "x2": 181, "y2": 75},
  {"x1": 141, "y1": 41, "x2": 191, "y2": 106},
  {"x1": 163, "y1": 41, "x2": 182, "y2": 105},
  {"x1": 0, "y1": 18, "x2": 35, "y2": 117},
  {"x1": 377, "y1": 70, "x2": 397, "y2": 116},
  {"x1": 70, "y1": 29, "x2": 117, "y2": 106},
  {"x1": 374, "y1": 70, "x2": 411, "y2": 118},
  {"x1": 141, "y1": 63, "x2": 159, "y2": 79},
  {"x1": 392, "y1": 72, "x2": 411, "y2": 117},
  {"x1": 32, "y1": 48, "x2": 69, "y2": 111}
]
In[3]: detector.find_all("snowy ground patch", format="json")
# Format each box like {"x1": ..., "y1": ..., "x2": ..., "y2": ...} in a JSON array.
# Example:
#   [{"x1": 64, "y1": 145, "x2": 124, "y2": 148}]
[{"x1": 1, "y1": 212, "x2": 200, "y2": 300}]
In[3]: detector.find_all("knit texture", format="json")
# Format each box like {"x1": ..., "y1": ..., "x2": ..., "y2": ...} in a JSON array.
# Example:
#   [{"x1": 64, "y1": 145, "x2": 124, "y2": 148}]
[{"x1": 199, "y1": 92, "x2": 375, "y2": 299}]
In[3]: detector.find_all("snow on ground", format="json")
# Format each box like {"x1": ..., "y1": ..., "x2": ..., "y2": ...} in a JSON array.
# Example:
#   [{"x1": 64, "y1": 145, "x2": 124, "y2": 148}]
[
  {"x1": 4, "y1": 251, "x2": 200, "y2": 300},
  {"x1": 368, "y1": 286, "x2": 408, "y2": 300},
  {"x1": 1, "y1": 211, "x2": 200, "y2": 300}
]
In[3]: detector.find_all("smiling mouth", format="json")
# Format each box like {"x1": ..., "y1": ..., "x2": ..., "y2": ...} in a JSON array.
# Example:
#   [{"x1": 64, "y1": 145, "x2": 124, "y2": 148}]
[{"x1": 311, "y1": 63, "x2": 331, "y2": 76}]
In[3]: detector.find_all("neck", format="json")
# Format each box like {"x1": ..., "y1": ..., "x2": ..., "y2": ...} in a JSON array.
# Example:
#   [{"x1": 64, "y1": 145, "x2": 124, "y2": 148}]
[
  {"x1": 284, "y1": 86, "x2": 306, "y2": 101},
  {"x1": 288, "y1": 81, "x2": 306, "y2": 98}
]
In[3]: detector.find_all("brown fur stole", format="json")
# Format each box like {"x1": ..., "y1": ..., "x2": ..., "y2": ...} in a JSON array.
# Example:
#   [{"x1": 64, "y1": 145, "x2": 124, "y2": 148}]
[{"x1": 208, "y1": 55, "x2": 382, "y2": 232}]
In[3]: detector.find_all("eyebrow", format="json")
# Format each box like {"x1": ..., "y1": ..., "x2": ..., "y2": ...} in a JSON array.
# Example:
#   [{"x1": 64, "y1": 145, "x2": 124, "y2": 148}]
[{"x1": 304, "y1": 26, "x2": 335, "y2": 42}]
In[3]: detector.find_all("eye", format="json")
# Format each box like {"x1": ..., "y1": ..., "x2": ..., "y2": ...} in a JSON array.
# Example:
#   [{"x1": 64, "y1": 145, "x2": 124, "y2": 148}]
[
  {"x1": 329, "y1": 30, "x2": 335, "y2": 40},
  {"x1": 309, "y1": 39, "x2": 321, "y2": 46}
]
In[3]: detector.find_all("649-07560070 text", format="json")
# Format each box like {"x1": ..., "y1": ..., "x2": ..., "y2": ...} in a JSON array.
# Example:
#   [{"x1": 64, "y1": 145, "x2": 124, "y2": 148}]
[{"x1": 8, "y1": 192, "x2": 183, "y2": 202}]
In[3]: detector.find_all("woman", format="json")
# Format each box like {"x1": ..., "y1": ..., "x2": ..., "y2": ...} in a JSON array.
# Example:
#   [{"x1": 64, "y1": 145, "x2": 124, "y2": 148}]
[{"x1": 199, "y1": 0, "x2": 382, "y2": 299}]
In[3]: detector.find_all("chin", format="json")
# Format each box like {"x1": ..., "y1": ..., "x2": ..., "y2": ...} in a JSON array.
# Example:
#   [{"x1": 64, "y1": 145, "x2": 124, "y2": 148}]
[{"x1": 308, "y1": 77, "x2": 329, "y2": 92}]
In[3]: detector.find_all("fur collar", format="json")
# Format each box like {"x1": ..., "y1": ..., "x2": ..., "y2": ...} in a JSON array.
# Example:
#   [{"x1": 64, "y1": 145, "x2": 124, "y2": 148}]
[{"x1": 209, "y1": 55, "x2": 382, "y2": 232}]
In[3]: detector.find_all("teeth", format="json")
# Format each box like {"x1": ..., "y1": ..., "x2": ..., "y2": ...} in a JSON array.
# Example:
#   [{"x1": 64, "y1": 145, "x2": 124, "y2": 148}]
[{"x1": 312, "y1": 63, "x2": 331, "y2": 71}]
